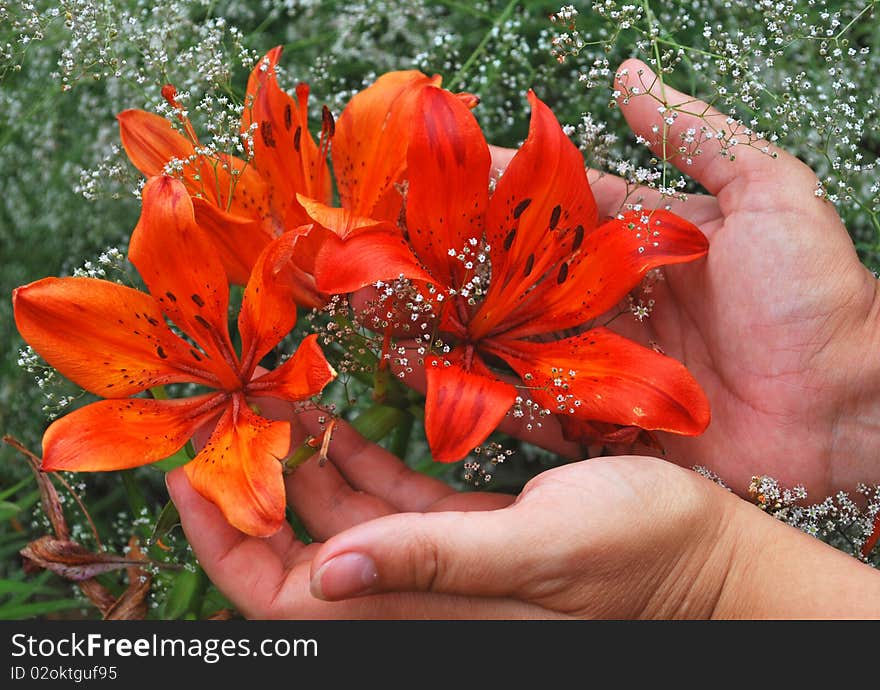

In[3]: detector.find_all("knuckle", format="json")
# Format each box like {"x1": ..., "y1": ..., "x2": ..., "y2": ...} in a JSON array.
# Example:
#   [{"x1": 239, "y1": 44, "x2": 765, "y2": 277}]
[{"x1": 406, "y1": 526, "x2": 442, "y2": 592}]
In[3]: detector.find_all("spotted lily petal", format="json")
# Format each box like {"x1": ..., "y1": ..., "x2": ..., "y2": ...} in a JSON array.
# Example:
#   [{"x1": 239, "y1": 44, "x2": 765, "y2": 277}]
[
  {"x1": 424, "y1": 351, "x2": 518, "y2": 462},
  {"x1": 184, "y1": 403, "x2": 290, "y2": 537},
  {"x1": 501, "y1": 209, "x2": 709, "y2": 339},
  {"x1": 313, "y1": 228, "x2": 434, "y2": 294},
  {"x1": 486, "y1": 328, "x2": 710, "y2": 435},
  {"x1": 248, "y1": 334, "x2": 336, "y2": 402},
  {"x1": 242, "y1": 47, "x2": 330, "y2": 230},
  {"x1": 334, "y1": 70, "x2": 441, "y2": 221},
  {"x1": 129, "y1": 176, "x2": 240, "y2": 389},
  {"x1": 238, "y1": 231, "x2": 325, "y2": 376},
  {"x1": 406, "y1": 86, "x2": 490, "y2": 288},
  {"x1": 191, "y1": 198, "x2": 275, "y2": 286},
  {"x1": 471, "y1": 90, "x2": 599, "y2": 338},
  {"x1": 42, "y1": 394, "x2": 225, "y2": 472},
  {"x1": 13, "y1": 277, "x2": 224, "y2": 395}
]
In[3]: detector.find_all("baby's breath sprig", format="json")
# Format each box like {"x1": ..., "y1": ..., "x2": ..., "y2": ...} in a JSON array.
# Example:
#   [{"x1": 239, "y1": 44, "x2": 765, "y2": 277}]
[{"x1": 550, "y1": 0, "x2": 880, "y2": 269}]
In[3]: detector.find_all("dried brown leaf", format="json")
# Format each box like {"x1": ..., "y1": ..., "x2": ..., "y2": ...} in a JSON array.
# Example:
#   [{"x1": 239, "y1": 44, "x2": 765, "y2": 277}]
[
  {"x1": 104, "y1": 537, "x2": 151, "y2": 620},
  {"x1": 79, "y1": 580, "x2": 117, "y2": 616},
  {"x1": 3, "y1": 435, "x2": 68, "y2": 539},
  {"x1": 20, "y1": 536, "x2": 149, "y2": 582}
]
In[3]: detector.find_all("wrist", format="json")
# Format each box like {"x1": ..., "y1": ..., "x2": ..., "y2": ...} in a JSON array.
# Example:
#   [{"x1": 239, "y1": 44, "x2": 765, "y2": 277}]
[
  {"x1": 711, "y1": 495, "x2": 880, "y2": 619},
  {"x1": 636, "y1": 469, "x2": 748, "y2": 619}
]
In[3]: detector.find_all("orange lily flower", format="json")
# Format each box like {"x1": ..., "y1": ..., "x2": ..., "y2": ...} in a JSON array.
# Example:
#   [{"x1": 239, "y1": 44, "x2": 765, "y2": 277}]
[
  {"x1": 12, "y1": 176, "x2": 335, "y2": 536},
  {"x1": 296, "y1": 68, "x2": 480, "y2": 239},
  {"x1": 315, "y1": 87, "x2": 710, "y2": 461},
  {"x1": 117, "y1": 47, "x2": 332, "y2": 297}
]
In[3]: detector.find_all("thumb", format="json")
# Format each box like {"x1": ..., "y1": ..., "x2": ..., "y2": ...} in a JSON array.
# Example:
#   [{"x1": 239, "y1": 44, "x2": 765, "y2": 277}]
[
  {"x1": 615, "y1": 58, "x2": 818, "y2": 203},
  {"x1": 309, "y1": 508, "x2": 542, "y2": 601}
]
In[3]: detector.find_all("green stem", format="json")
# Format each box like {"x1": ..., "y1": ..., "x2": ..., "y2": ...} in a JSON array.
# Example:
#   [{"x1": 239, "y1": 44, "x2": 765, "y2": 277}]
[
  {"x1": 390, "y1": 412, "x2": 414, "y2": 460},
  {"x1": 448, "y1": 0, "x2": 519, "y2": 91},
  {"x1": 834, "y1": 1, "x2": 876, "y2": 41},
  {"x1": 641, "y1": 0, "x2": 669, "y2": 191}
]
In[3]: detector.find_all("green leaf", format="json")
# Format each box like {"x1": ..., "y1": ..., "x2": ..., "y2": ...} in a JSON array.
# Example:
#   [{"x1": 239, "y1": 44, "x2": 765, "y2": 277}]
[
  {"x1": 0, "y1": 538, "x2": 29, "y2": 562},
  {"x1": 149, "y1": 500, "x2": 180, "y2": 545},
  {"x1": 0, "y1": 578, "x2": 56, "y2": 596},
  {"x1": 352, "y1": 404, "x2": 406, "y2": 443},
  {"x1": 0, "y1": 598, "x2": 85, "y2": 620},
  {"x1": 0, "y1": 475, "x2": 32, "y2": 502},
  {"x1": 0, "y1": 500, "x2": 22, "y2": 521},
  {"x1": 121, "y1": 470, "x2": 147, "y2": 518},
  {"x1": 153, "y1": 447, "x2": 192, "y2": 472},
  {"x1": 1, "y1": 488, "x2": 41, "y2": 517},
  {"x1": 162, "y1": 567, "x2": 207, "y2": 620}
]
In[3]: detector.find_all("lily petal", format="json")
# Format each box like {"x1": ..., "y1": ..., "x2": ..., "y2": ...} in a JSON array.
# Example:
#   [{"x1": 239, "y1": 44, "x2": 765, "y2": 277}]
[
  {"x1": 129, "y1": 177, "x2": 240, "y2": 389},
  {"x1": 117, "y1": 110, "x2": 207, "y2": 197},
  {"x1": 424, "y1": 352, "x2": 518, "y2": 462},
  {"x1": 501, "y1": 209, "x2": 709, "y2": 338},
  {"x1": 334, "y1": 70, "x2": 441, "y2": 221},
  {"x1": 118, "y1": 109, "x2": 266, "y2": 218},
  {"x1": 297, "y1": 193, "x2": 394, "y2": 240},
  {"x1": 406, "y1": 86, "x2": 490, "y2": 288},
  {"x1": 471, "y1": 90, "x2": 598, "y2": 338},
  {"x1": 242, "y1": 47, "x2": 329, "y2": 231},
  {"x1": 184, "y1": 402, "x2": 290, "y2": 537},
  {"x1": 42, "y1": 394, "x2": 225, "y2": 471},
  {"x1": 313, "y1": 228, "x2": 434, "y2": 294},
  {"x1": 487, "y1": 328, "x2": 710, "y2": 435},
  {"x1": 238, "y1": 231, "x2": 323, "y2": 376},
  {"x1": 13, "y1": 277, "x2": 223, "y2": 395},
  {"x1": 247, "y1": 334, "x2": 336, "y2": 402},
  {"x1": 192, "y1": 198, "x2": 275, "y2": 286}
]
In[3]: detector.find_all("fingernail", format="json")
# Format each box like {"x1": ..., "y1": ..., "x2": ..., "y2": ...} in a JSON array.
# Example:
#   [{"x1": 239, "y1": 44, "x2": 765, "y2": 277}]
[{"x1": 311, "y1": 553, "x2": 378, "y2": 600}]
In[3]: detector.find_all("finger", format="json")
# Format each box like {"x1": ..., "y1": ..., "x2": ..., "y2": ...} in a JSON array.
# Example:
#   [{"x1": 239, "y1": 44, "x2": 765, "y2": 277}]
[
  {"x1": 587, "y1": 169, "x2": 721, "y2": 228},
  {"x1": 490, "y1": 133, "x2": 720, "y2": 226},
  {"x1": 615, "y1": 59, "x2": 819, "y2": 206},
  {"x1": 297, "y1": 411, "x2": 457, "y2": 511},
  {"x1": 284, "y1": 452, "x2": 398, "y2": 541},
  {"x1": 308, "y1": 507, "x2": 543, "y2": 601},
  {"x1": 488, "y1": 144, "x2": 515, "y2": 179},
  {"x1": 166, "y1": 468, "x2": 307, "y2": 617},
  {"x1": 259, "y1": 558, "x2": 563, "y2": 619}
]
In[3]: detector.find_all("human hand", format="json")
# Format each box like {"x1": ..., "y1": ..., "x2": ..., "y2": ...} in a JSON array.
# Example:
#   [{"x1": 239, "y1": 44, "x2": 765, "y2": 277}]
[
  {"x1": 489, "y1": 59, "x2": 880, "y2": 496},
  {"x1": 168, "y1": 405, "x2": 880, "y2": 619},
  {"x1": 167, "y1": 399, "x2": 538, "y2": 618},
  {"x1": 166, "y1": 404, "x2": 731, "y2": 618}
]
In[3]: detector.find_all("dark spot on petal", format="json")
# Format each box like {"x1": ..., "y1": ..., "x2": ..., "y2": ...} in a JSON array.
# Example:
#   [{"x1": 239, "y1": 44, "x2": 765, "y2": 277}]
[
  {"x1": 284, "y1": 103, "x2": 292, "y2": 131},
  {"x1": 293, "y1": 126, "x2": 302, "y2": 152},
  {"x1": 524, "y1": 254, "x2": 535, "y2": 277},
  {"x1": 549, "y1": 205, "x2": 562, "y2": 230},
  {"x1": 165, "y1": 291, "x2": 177, "y2": 302},
  {"x1": 572, "y1": 224, "x2": 585, "y2": 251},
  {"x1": 513, "y1": 198, "x2": 531, "y2": 219},
  {"x1": 503, "y1": 229, "x2": 516, "y2": 250},
  {"x1": 191, "y1": 294, "x2": 205, "y2": 308},
  {"x1": 557, "y1": 262, "x2": 569, "y2": 284},
  {"x1": 157, "y1": 346, "x2": 168, "y2": 359},
  {"x1": 194, "y1": 314, "x2": 211, "y2": 329},
  {"x1": 321, "y1": 105, "x2": 335, "y2": 138},
  {"x1": 260, "y1": 120, "x2": 276, "y2": 148},
  {"x1": 146, "y1": 316, "x2": 159, "y2": 326}
]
